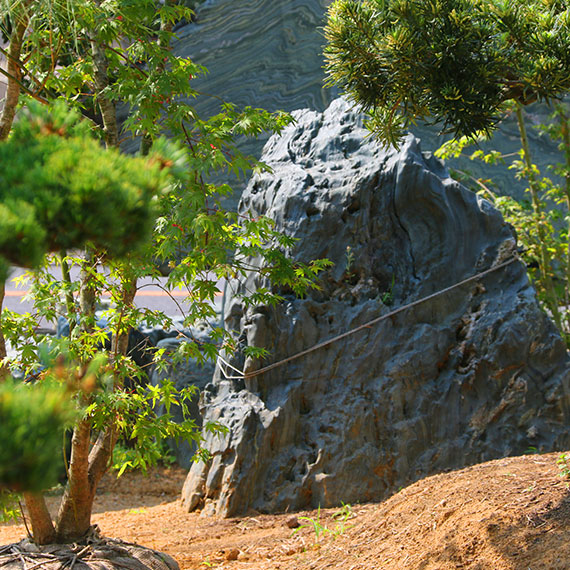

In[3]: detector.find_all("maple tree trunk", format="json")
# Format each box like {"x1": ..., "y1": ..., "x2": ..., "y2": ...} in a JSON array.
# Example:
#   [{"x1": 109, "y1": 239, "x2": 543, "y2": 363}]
[
  {"x1": 54, "y1": 420, "x2": 94, "y2": 542},
  {"x1": 112, "y1": 276, "x2": 137, "y2": 357},
  {"x1": 0, "y1": 3, "x2": 30, "y2": 382},
  {"x1": 25, "y1": 255, "x2": 105, "y2": 544},
  {"x1": 41, "y1": 0, "x2": 128, "y2": 532},
  {"x1": 55, "y1": 420, "x2": 117, "y2": 543},
  {"x1": 52, "y1": 254, "x2": 101, "y2": 543},
  {"x1": 89, "y1": 3, "x2": 119, "y2": 149},
  {"x1": 23, "y1": 493, "x2": 56, "y2": 545},
  {"x1": 0, "y1": 4, "x2": 29, "y2": 140},
  {"x1": 53, "y1": 261, "x2": 136, "y2": 542}
]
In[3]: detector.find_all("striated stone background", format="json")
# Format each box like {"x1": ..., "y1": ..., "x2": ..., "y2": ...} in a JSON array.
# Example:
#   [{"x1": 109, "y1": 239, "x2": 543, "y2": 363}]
[
  {"x1": 175, "y1": 0, "x2": 337, "y2": 116},
  {"x1": 170, "y1": 0, "x2": 563, "y2": 210}
]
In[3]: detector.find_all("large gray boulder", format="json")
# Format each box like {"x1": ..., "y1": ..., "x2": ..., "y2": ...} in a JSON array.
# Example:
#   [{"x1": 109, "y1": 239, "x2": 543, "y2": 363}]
[{"x1": 182, "y1": 98, "x2": 570, "y2": 517}]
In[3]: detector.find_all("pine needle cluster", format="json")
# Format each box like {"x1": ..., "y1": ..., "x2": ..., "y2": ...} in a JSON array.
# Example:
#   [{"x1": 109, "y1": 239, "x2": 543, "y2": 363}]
[
  {"x1": 0, "y1": 101, "x2": 177, "y2": 279},
  {"x1": 324, "y1": 0, "x2": 570, "y2": 145}
]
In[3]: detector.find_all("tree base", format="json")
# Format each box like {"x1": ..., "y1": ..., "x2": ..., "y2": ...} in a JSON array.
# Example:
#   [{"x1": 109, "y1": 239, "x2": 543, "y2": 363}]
[{"x1": 0, "y1": 526, "x2": 179, "y2": 570}]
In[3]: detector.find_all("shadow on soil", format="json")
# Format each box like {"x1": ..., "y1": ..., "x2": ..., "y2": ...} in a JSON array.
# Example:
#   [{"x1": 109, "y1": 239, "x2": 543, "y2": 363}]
[{"x1": 417, "y1": 487, "x2": 570, "y2": 570}]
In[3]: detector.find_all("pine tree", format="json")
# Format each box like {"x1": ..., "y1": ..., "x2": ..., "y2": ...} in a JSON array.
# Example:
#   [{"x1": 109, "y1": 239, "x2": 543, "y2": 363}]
[{"x1": 324, "y1": 0, "x2": 570, "y2": 145}]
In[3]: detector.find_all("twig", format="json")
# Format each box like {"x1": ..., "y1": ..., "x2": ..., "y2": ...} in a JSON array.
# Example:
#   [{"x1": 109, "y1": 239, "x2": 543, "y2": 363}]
[
  {"x1": 61, "y1": 554, "x2": 77, "y2": 570},
  {"x1": 25, "y1": 559, "x2": 54, "y2": 570},
  {"x1": 72, "y1": 545, "x2": 91, "y2": 560},
  {"x1": 0, "y1": 66, "x2": 49, "y2": 105},
  {"x1": 18, "y1": 500, "x2": 32, "y2": 540},
  {"x1": 17, "y1": 553, "x2": 28, "y2": 570},
  {"x1": 137, "y1": 282, "x2": 187, "y2": 318}
]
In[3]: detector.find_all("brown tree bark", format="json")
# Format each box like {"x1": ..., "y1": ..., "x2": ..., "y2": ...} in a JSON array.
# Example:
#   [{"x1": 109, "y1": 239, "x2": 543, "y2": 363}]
[
  {"x1": 0, "y1": 3, "x2": 31, "y2": 382},
  {"x1": 112, "y1": 276, "x2": 137, "y2": 358},
  {"x1": 54, "y1": 419, "x2": 94, "y2": 542},
  {"x1": 52, "y1": 0, "x2": 126, "y2": 531},
  {"x1": 60, "y1": 253, "x2": 77, "y2": 337},
  {"x1": 78, "y1": 252, "x2": 98, "y2": 332},
  {"x1": 54, "y1": 253, "x2": 99, "y2": 542},
  {"x1": 24, "y1": 254, "x2": 98, "y2": 543},
  {"x1": 0, "y1": 4, "x2": 29, "y2": 140},
  {"x1": 23, "y1": 493, "x2": 56, "y2": 544},
  {"x1": 89, "y1": 2, "x2": 118, "y2": 149},
  {"x1": 2, "y1": 5, "x2": 67, "y2": 545}
]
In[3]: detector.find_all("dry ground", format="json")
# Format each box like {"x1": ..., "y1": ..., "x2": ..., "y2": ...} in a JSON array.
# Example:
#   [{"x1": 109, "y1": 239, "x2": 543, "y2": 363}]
[{"x1": 1, "y1": 452, "x2": 569, "y2": 569}]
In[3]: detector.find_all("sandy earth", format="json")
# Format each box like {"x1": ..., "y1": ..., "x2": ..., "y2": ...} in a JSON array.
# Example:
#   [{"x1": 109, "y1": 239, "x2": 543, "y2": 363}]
[{"x1": 1, "y1": 452, "x2": 569, "y2": 569}]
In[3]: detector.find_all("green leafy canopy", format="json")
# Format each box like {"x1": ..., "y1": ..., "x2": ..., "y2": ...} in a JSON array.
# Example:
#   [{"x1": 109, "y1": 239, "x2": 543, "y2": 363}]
[
  {"x1": 0, "y1": 378, "x2": 78, "y2": 492},
  {"x1": 324, "y1": 0, "x2": 570, "y2": 145},
  {"x1": 0, "y1": 0, "x2": 330, "y2": 523},
  {"x1": 0, "y1": 100, "x2": 181, "y2": 278}
]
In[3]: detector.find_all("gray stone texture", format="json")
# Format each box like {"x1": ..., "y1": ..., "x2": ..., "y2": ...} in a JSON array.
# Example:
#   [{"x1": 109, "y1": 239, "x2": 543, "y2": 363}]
[
  {"x1": 181, "y1": 98, "x2": 570, "y2": 517},
  {"x1": 164, "y1": 0, "x2": 563, "y2": 210}
]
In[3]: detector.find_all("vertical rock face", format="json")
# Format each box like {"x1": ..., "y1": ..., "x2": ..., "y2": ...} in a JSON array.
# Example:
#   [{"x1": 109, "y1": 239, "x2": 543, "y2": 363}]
[{"x1": 182, "y1": 98, "x2": 570, "y2": 517}]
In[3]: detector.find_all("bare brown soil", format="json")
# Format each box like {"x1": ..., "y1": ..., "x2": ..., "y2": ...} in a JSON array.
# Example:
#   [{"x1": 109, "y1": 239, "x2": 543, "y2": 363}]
[{"x1": 2, "y1": 453, "x2": 569, "y2": 569}]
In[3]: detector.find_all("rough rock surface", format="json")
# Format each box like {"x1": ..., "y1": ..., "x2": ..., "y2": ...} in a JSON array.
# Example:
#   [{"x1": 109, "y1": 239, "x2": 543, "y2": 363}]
[{"x1": 181, "y1": 98, "x2": 570, "y2": 517}]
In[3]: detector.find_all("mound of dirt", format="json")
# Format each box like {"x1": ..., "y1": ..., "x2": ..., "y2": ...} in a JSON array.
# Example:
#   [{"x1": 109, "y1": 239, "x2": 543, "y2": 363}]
[{"x1": 1, "y1": 453, "x2": 569, "y2": 569}]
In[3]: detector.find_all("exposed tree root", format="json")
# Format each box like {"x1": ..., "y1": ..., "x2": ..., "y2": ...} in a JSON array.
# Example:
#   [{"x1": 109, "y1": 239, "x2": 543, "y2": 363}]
[{"x1": 0, "y1": 526, "x2": 178, "y2": 570}]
